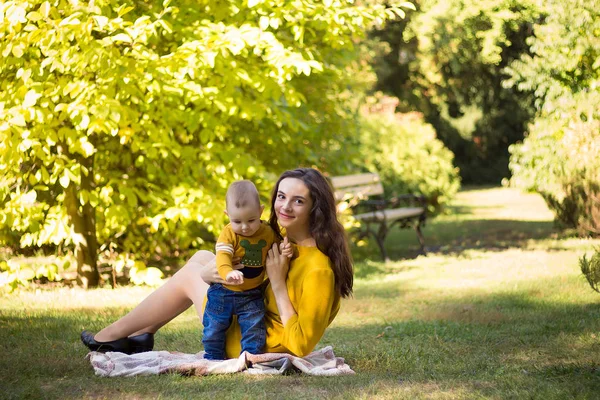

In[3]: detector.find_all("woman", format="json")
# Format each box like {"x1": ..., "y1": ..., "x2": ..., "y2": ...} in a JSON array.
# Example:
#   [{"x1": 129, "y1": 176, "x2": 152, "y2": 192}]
[{"x1": 81, "y1": 168, "x2": 353, "y2": 358}]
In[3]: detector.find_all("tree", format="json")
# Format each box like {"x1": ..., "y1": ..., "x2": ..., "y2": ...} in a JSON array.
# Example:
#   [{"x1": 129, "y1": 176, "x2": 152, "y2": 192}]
[
  {"x1": 506, "y1": 0, "x2": 600, "y2": 235},
  {"x1": 369, "y1": 0, "x2": 540, "y2": 183},
  {"x1": 0, "y1": 0, "x2": 410, "y2": 287}
]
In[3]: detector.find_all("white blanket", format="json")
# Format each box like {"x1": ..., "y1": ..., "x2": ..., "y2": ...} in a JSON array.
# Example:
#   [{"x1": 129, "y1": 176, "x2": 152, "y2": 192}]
[{"x1": 87, "y1": 346, "x2": 354, "y2": 377}]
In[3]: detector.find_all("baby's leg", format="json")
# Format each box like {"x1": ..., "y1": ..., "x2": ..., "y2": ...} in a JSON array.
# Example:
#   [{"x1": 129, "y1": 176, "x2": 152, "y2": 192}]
[
  {"x1": 202, "y1": 285, "x2": 233, "y2": 360},
  {"x1": 94, "y1": 251, "x2": 214, "y2": 342},
  {"x1": 236, "y1": 290, "x2": 266, "y2": 355}
]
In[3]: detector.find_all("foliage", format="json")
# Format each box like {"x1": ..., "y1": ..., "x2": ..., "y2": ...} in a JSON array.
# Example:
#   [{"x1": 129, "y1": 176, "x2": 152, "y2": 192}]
[
  {"x1": 507, "y1": 0, "x2": 600, "y2": 236},
  {"x1": 368, "y1": 0, "x2": 540, "y2": 184},
  {"x1": 0, "y1": 0, "x2": 411, "y2": 287},
  {"x1": 358, "y1": 96, "x2": 460, "y2": 213},
  {"x1": 580, "y1": 248, "x2": 600, "y2": 293},
  {"x1": 0, "y1": 255, "x2": 69, "y2": 293}
]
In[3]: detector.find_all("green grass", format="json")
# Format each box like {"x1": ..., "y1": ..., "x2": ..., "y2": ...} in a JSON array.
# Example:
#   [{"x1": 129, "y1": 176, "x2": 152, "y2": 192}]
[{"x1": 2, "y1": 187, "x2": 600, "y2": 399}]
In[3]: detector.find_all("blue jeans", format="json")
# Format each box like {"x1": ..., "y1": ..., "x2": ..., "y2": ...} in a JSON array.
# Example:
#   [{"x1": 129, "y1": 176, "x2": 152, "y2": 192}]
[{"x1": 202, "y1": 284, "x2": 265, "y2": 360}]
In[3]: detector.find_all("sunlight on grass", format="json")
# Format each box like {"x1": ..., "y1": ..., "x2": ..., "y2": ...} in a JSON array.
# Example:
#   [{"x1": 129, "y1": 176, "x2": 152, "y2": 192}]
[{"x1": 442, "y1": 187, "x2": 555, "y2": 222}]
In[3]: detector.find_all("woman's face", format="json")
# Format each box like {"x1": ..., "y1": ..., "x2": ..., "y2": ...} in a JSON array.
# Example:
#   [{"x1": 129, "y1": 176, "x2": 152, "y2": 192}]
[{"x1": 274, "y1": 178, "x2": 313, "y2": 231}]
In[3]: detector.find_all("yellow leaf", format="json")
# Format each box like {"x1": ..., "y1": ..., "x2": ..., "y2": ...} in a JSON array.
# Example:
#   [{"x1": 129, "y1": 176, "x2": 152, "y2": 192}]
[
  {"x1": 7, "y1": 5, "x2": 27, "y2": 24},
  {"x1": 111, "y1": 33, "x2": 132, "y2": 43},
  {"x1": 23, "y1": 90, "x2": 42, "y2": 108},
  {"x1": 9, "y1": 113, "x2": 26, "y2": 127},
  {"x1": 2, "y1": 44, "x2": 12, "y2": 58},
  {"x1": 40, "y1": 2, "x2": 51, "y2": 18},
  {"x1": 59, "y1": 171, "x2": 70, "y2": 188},
  {"x1": 80, "y1": 140, "x2": 94, "y2": 156},
  {"x1": 92, "y1": 16, "x2": 108, "y2": 29},
  {"x1": 27, "y1": 11, "x2": 43, "y2": 21},
  {"x1": 259, "y1": 16, "x2": 270, "y2": 30},
  {"x1": 12, "y1": 44, "x2": 24, "y2": 58}
]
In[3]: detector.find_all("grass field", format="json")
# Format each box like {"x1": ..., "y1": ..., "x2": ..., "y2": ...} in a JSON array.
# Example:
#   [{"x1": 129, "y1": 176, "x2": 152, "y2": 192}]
[{"x1": 2, "y1": 187, "x2": 600, "y2": 399}]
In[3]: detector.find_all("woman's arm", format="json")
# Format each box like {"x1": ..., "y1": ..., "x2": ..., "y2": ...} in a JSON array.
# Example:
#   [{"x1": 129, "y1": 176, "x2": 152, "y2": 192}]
[
  {"x1": 266, "y1": 240, "x2": 296, "y2": 325},
  {"x1": 280, "y1": 268, "x2": 335, "y2": 356},
  {"x1": 266, "y1": 240, "x2": 337, "y2": 356},
  {"x1": 195, "y1": 253, "x2": 243, "y2": 285}
]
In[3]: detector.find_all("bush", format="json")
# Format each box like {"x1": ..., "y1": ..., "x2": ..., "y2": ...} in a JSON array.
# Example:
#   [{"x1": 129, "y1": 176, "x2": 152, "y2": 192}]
[
  {"x1": 580, "y1": 248, "x2": 600, "y2": 293},
  {"x1": 0, "y1": 256, "x2": 70, "y2": 293},
  {"x1": 509, "y1": 91, "x2": 600, "y2": 235},
  {"x1": 358, "y1": 97, "x2": 461, "y2": 213},
  {"x1": 506, "y1": 0, "x2": 600, "y2": 236}
]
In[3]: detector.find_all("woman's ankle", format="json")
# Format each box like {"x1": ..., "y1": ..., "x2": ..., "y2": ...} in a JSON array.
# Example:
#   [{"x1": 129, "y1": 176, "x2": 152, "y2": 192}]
[{"x1": 94, "y1": 328, "x2": 119, "y2": 342}]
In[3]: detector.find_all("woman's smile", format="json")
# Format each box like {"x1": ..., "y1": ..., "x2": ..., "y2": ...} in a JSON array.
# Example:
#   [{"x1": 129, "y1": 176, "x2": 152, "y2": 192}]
[{"x1": 278, "y1": 211, "x2": 294, "y2": 220}]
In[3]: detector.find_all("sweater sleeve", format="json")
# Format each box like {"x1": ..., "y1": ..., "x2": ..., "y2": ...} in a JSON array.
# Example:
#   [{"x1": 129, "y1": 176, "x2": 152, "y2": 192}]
[
  {"x1": 280, "y1": 268, "x2": 335, "y2": 357},
  {"x1": 215, "y1": 226, "x2": 236, "y2": 280}
]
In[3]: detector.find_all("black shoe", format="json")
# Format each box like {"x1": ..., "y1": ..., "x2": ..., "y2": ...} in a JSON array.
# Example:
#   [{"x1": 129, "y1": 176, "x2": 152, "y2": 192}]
[
  {"x1": 80, "y1": 330, "x2": 132, "y2": 354},
  {"x1": 128, "y1": 333, "x2": 154, "y2": 353}
]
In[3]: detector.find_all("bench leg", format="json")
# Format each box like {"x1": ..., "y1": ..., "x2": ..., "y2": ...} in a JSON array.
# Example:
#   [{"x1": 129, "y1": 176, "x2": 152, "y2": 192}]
[
  {"x1": 375, "y1": 223, "x2": 389, "y2": 262},
  {"x1": 415, "y1": 221, "x2": 426, "y2": 255},
  {"x1": 374, "y1": 235, "x2": 389, "y2": 262}
]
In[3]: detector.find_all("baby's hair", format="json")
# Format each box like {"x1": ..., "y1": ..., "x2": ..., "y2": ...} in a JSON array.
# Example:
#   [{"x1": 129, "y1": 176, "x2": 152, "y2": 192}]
[{"x1": 226, "y1": 180, "x2": 260, "y2": 209}]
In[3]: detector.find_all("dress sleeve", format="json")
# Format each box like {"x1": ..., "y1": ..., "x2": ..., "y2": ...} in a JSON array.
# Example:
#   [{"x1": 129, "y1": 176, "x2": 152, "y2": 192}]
[
  {"x1": 215, "y1": 226, "x2": 235, "y2": 280},
  {"x1": 280, "y1": 268, "x2": 335, "y2": 357}
]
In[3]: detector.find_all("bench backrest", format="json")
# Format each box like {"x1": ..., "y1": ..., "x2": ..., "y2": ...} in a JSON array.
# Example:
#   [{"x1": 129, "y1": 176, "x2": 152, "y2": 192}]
[{"x1": 330, "y1": 173, "x2": 384, "y2": 202}]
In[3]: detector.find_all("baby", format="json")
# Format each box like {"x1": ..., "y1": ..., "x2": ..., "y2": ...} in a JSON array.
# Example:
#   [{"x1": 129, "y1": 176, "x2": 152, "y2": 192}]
[{"x1": 202, "y1": 180, "x2": 292, "y2": 360}]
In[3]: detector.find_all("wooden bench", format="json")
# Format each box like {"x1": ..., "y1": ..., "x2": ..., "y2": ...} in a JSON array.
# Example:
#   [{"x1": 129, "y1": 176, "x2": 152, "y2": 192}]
[{"x1": 330, "y1": 173, "x2": 427, "y2": 261}]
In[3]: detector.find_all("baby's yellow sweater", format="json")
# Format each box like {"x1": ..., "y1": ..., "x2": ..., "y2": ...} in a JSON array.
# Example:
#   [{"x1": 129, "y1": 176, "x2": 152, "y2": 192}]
[
  {"x1": 223, "y1": 245, "x2": 341, "y2": 358},
  {"x1": 215, "y1": 221, "x2": 277, "y2": 292}
]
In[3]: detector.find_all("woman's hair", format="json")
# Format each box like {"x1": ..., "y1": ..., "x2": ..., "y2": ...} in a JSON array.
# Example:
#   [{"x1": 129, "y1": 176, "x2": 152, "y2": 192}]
[{"x1": 269, "y1": 168, "x2": 353, "y2": 298}]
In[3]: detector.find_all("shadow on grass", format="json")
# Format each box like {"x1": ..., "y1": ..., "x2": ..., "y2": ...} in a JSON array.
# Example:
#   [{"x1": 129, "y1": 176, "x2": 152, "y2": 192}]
[
  {"x1": 353, "y1": 260, "x2": 418, "y2": 281},
  {"x1": 353, "y1": 219, "x2": 558, "y2": 261},
  {"x1": 3, "y1": 278, "x2": 600, "y2": 399},
  {"x1": 324, "y1": 288, "x2": 600, "y2": 397}
]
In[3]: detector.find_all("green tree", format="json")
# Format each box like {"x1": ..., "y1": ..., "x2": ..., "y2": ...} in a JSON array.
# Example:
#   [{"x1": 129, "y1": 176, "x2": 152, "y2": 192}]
[
  {"x1": 0, "y1": 0, "x2": 410, "y2": 287},
  {"x1": 506, "y1": 0, "x2": 600, "y2": 235},
  {"x1": 369, "y1": 0, "x2": 540, "y2": 183}
]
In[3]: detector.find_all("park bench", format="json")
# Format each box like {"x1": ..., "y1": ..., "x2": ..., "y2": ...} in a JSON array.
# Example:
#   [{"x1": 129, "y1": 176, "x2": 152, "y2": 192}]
[{"x1": 330, "y1": 173, "x2": 427, "y2": 261}]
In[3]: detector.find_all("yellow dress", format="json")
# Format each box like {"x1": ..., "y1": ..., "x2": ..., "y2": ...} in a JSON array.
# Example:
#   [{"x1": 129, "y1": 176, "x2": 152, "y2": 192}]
[{"x1": 223, "y1": 245, "x2": 341, "y2": 358}]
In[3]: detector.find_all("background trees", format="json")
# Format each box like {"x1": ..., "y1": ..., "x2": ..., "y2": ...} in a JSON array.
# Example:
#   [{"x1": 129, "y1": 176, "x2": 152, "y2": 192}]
[
  {"x1": 0, "y1": 0, "x2": 414, "y2": 287},
  {"x1": 369, "y1": 0, "x2": 540, "y2": 183},
  {"x1": 506, "y1": 0, "x2": 600, "y2": 236},
  {"x1": 4, "y1": 0, "x2": 597, "y2": 290}
]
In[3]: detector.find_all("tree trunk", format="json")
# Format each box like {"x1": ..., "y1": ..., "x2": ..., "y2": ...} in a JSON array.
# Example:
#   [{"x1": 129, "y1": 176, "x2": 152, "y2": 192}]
[{"x1": 64, "y1": 159, "x2": 99, "y2": 288}]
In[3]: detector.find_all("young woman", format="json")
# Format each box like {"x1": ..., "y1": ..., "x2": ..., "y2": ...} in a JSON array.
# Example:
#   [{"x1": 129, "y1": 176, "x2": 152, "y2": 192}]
[{"x1": 81, "y1": 168, "x2": 353, "y2": 358}]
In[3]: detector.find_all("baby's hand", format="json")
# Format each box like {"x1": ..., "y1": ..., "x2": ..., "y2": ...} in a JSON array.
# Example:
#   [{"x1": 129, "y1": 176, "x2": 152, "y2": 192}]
[
  {"x1": 280, "y1": 237, "x2": 293, "y2": 259},
  {"x1": 226, "y1": 270, "x2": 244, "y2": 284}
]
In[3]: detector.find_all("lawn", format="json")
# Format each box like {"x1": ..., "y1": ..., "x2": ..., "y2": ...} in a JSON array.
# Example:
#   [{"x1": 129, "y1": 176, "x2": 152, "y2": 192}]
[{"x1": 2, "y1": 187, "x2": 600, "y2": 399}]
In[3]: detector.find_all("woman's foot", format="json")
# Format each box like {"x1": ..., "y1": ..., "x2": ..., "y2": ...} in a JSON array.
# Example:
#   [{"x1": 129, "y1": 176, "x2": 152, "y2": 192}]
[
  {"x1": 128, "y1": 333, "x2": 154, "y2": 353},
  {"x1": 80, "y1": 330, "x2": 131, "y2": 354}
]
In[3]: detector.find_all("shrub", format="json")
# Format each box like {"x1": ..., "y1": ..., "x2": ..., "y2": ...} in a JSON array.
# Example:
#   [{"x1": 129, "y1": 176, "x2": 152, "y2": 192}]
[
  {"x1": 358, "y1": 97, "x2": 461, "y2": 213},
  {"x1": 580, "y1": 248, "x2": 600, "y2": 293},
  {"x1": 506, "y1": 0, "x2": 600, "y2": 236},
  {"x1": 509, "y1": 91, "x2": 600, "y2": 235}
]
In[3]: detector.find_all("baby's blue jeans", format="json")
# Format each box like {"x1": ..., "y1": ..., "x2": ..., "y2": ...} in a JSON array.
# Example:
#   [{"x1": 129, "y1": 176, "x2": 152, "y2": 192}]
[{"x1": 202, "y1": 283, "x2": 265, "y2": 360}]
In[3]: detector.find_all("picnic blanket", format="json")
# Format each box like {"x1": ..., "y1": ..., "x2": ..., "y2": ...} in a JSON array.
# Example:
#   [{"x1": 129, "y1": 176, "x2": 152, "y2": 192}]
[{"x1": 87, "y1": 346, "x2": 354, "y2": 377}]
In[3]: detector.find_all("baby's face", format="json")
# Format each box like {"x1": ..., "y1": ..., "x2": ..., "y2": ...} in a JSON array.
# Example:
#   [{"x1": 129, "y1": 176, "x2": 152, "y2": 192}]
[{"x1": 226, "y1": 204, "x2": 264, "y2": 237}]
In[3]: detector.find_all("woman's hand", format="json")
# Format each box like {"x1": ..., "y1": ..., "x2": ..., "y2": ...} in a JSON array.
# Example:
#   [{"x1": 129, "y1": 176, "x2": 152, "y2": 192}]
[
  {"x1": 266, "y1": 237, "x2": 291, "y2": 290},
  {"x1": 198, "y1": 256, "x2": 244, "y2": 285},
  {"x1": 266, "y1": 237, "x2": 297, "y2": 325}
]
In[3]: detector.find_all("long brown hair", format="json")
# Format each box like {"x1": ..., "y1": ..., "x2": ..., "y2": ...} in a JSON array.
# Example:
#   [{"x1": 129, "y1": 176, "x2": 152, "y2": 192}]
[{"x1": 269, "y1": 168, "x2": 353, "y2": 298}]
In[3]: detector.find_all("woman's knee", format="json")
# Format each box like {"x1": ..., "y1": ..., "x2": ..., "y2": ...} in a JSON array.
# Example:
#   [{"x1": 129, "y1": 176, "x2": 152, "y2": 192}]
[{"x1": 188, "y1": 250, "x2": 215, "y2": 265}]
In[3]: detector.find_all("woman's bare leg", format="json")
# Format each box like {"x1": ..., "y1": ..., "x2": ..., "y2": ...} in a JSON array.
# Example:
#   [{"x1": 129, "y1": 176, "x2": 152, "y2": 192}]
[{"x1": 94, "y1": 250, "x2": 215, "y2": 342}]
